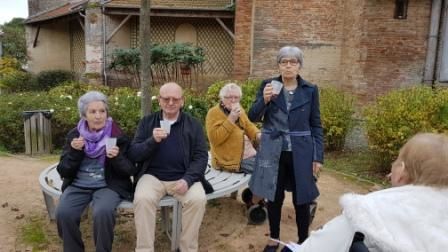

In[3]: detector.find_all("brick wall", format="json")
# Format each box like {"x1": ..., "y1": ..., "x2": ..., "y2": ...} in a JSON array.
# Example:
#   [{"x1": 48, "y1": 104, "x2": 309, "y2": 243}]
[
  {"x1": 234, "y1": 0, "x2": 432, "y2": 100},
  {"x1": 362, "y1": 0, "x2": 431, "y2": 99},
  {"x1": 340, "y1": 0, "x2": 368, "y2": 96},
  {"x1": 233, "y1": 0, "x2": 253, "y2": 80}
]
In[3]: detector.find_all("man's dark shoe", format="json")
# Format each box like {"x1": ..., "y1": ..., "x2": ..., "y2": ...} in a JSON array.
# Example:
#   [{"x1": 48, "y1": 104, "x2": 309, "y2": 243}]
[{"x1": 263, "y1": 244, "x2": 279, "y2": 252}]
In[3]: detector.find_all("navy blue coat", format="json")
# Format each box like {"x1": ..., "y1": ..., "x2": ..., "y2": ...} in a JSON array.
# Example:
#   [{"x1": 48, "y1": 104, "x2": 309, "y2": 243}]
[{"x1": 248, "y1": 75, "x2": 323, "y2": 204}]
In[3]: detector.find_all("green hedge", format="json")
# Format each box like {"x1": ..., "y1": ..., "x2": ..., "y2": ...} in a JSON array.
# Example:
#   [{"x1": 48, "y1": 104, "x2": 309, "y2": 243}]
[
  {"x1": 34, "y1": 70, "x2": 76, "y2": 91},
  {"x1": 320, "y1": 87, "x2": 355, "y2": 151},
  {"x1": 0, "y1": 92, "x2": 52, "y2": 152},
  {"x1": 364, "y1": 86, "x2": 448, "y2": 171}
]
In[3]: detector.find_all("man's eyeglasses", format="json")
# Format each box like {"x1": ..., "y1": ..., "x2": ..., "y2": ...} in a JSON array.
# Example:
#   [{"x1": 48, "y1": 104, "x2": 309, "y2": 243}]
[
  {"x1": 224, "y1": 96, "x2": 241, "y2": 101},
  {"x1": 279, "y1": 59, "x2": 299, "y2": 66},
  {"x1": 159, "y1": 96, "x2": 182, "y2": 103}
]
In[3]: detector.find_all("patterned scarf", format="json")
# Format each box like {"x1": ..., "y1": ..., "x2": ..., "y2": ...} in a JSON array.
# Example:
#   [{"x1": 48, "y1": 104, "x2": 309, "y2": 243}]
[{"x1": 77, "y1": 117, "x2": 113, "y2": 165}]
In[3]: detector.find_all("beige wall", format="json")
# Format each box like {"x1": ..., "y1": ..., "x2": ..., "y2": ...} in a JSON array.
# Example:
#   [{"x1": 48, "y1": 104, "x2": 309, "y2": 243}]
[
  {"x1": 26, "y1": 22, "x2": 71, "y2": 73},
  {"x1": 106, "y1": 15, "x2": 132, "y2": 52}
]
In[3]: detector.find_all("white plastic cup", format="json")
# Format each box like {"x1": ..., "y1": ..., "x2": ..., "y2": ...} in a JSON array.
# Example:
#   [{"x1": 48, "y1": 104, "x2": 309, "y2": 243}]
[
  {"x1": 270, "y1": 80, "x2": 283, "y2": 95},
  {"x1": 105, "y1": 137, "x2": 117, "y2": 151},
  {"x1": 160, "y1": 120, "x2": 171, "y2": 134}
]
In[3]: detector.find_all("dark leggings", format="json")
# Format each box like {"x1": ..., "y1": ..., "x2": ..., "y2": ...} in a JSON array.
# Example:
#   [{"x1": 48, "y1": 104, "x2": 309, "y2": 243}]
[{"x1": 267, "y1": 151, "x2": 311, "y2": 244}]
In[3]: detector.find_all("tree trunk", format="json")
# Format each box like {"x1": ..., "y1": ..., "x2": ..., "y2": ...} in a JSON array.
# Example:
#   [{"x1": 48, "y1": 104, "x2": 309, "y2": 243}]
[{"x1": 140, "y1": 0, "x2": 152, "y2": 117}]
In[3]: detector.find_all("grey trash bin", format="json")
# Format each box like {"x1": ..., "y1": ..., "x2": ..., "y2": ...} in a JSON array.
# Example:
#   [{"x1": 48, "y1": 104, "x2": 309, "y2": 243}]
[{"x1": 22, "y1": 110, "x2": 53, "y2": 155}]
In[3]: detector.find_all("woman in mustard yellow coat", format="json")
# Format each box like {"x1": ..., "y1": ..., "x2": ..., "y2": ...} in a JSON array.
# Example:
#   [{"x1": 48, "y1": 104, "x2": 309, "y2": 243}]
[{"x1": 206, "y1": 83, "x2": 260, "y2": 173}]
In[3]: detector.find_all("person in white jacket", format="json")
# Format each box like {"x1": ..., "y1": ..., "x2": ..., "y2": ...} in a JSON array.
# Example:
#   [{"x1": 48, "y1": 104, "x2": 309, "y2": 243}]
[{"x1": 290, "y1": 133, "x2": 448, "y2": 252}]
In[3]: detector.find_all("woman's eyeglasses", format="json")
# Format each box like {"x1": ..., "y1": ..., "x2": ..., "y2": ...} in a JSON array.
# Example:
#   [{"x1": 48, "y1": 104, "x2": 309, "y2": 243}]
[{"x1": 279, "y1": 59, "x2": 299, "y2": 66}]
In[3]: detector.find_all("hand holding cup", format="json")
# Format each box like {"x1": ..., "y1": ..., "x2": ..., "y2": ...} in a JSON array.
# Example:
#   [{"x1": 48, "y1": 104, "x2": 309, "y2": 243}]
[
  {"x1": 270, "y1": 80, "x2": 283, "y2": 95},
  {"x1": 105, "y1": 137, "x2": 119, "y2": 158},
  {"x1": 229, "y1": 103, "x2": 241, "y2": 123}
]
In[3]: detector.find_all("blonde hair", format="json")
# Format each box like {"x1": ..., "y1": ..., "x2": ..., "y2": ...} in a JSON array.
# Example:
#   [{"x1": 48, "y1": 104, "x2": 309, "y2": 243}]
[{"x1": 398, "y1": 133, "x2": 448, "y2": 187}]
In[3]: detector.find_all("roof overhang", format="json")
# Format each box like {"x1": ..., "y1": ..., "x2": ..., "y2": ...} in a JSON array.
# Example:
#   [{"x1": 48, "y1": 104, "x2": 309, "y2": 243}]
[
  {"x1": 25, "y1": 0, "x2": 234, "y2": 25},
  {"x1": 25, "y1": 0, "x2": 88, "y2": 24},
  {"x1": 104, "y1": 7, "x2": 234, "y2": 19}
]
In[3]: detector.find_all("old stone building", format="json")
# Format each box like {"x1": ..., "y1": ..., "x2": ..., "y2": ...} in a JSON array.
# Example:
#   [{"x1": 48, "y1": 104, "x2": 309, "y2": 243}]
[
  {"x1": 25, "y1": 0, "x2": 448, "y2": 98},
  {"x1": 25, "y1": 0, "x2": 235, "y2": 85}
]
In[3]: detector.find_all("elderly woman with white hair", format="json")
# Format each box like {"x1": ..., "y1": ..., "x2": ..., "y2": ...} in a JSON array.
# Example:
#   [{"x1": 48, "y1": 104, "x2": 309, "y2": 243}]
[
  {"x1": 248, "y1": 46, "x2": 324, "y2": 251},
  {"x1": 55, "y1": 91, "x2": 136, "y2": 252},
  {"x1": 206, "y1": 83, "x2": 260, "y2": 174}
]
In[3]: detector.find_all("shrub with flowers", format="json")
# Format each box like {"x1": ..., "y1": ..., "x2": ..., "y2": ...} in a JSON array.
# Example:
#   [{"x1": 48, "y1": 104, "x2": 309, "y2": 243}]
[
  {"x1": 364, "y1": 86, "x2": 448, "y2": 171},
  {"x1": 0, "y1": 92, "x2": 52, "y2": 151}
]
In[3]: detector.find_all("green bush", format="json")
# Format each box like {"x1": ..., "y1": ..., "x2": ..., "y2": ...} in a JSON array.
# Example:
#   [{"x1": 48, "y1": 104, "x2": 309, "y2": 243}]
[
  {"x1": 0, "y1": 92, "x2": 52, "y2": 152},
  {"x1": 320, "y1": 87, "x2": 355, "y2": 151},
  {"x1": 108, "y1": 88, "x2": 142, "y2": 138},
  {"x1": 183, "y1": 90, "x2": 209, "y2": 124},
  {"x1": 0, "y1": 70, "x2": 35, "y2": 92},
  {"x1": 364, "y1": 86, "x2": 448, "y2": 171},
  {"x1": 35, "y1": 70, "x2": 76, "y2": 91},
  {"x1": 0, "y1": 56, "x2": 22, "y2": 77}
]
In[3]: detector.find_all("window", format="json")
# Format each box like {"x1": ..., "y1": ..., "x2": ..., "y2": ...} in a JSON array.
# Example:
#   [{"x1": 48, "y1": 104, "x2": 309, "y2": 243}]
[{"x1": 394, "y1": 0, "x2": 408, "y2": 19}]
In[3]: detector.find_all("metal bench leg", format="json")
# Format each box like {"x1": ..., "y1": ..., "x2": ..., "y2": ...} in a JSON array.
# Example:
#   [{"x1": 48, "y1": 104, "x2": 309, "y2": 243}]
[
  {"x1": 171, "y1": 201, "x2": 182, "y2": 251},
  {"x1": 161, "y1": 206, "x2": 171, "y2": 237},
  {"x1": 42, "y1": 191, "x2": 56, "y2": 220}
]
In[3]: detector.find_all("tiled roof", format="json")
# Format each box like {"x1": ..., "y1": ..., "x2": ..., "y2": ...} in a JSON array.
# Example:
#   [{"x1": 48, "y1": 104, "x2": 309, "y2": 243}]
[{"x1": 25, "y1": 0, "x2": 88, "y2": 24}]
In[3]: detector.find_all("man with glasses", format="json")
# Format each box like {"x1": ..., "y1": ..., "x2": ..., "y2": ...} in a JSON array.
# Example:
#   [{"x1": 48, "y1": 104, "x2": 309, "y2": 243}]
[{"x1": 129, "y1": 82, "x2": 208, "y2": 252}]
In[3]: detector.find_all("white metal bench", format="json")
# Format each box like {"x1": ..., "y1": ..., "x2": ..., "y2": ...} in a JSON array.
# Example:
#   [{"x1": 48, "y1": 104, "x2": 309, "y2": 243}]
[{"x1": 39, "y1": 158, "x2": 251, "y2": 251}]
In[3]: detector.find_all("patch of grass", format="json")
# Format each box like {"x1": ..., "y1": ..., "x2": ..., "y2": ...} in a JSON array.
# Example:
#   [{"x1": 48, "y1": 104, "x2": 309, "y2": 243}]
[
  {"x1": 0, "y1": 145, "x2": 8, "y2": 156},
  {"x1": 20, "y1": 215, "x2": 49, "y2": 250},
  {"x1": 325, "y1": 150, "x2": 390, "y2": 186}
]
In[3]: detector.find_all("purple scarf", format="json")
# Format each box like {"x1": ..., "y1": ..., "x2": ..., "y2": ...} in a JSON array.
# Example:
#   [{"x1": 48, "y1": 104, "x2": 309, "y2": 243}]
[{"x1": 77, "y1": 117, "x2": 113, "y2": 165}]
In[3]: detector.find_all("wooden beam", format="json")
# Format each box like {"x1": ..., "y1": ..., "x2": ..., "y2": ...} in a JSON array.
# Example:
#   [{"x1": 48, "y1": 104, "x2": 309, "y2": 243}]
[
  {"x1": 215, "y1": 17, "x2": 234, "y2": 40},
  {"x1": 106, "y1": 15, "x2": 132, "y2": 43},
  {"x1": 77, "y1": 17, "x2": 85, "y2": 31},
  {"x1": 104, "y1": 9, "x2": 234, "y2": 19},
  {"x1": 33, "y1": 25, "x2": 41, "y2": 48}
]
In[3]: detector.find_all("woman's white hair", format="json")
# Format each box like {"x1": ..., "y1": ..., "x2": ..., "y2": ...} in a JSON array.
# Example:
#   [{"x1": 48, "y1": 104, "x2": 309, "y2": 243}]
[
  {"x1": 218, "y1": 83, "x2": 242, "y2": 101},
  {"x1": 77, "y1": 91, "x2": 109, "y2": 118}
]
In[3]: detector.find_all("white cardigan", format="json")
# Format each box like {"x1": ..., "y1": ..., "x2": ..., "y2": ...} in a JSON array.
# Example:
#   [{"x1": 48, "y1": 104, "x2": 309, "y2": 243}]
[{"x1": 297, "y1": 185, "x2": 448, "y2": 252}]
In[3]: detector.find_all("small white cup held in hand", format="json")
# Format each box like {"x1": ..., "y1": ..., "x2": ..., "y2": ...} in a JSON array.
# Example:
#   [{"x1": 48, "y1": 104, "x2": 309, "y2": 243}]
[
  {"x1": 160, "y1": 120, "x2": 171, "y2": 134},
  {"x1": 270, "y1": 80, "x2": 283, "y2": 95},
  {"x1": 231, "y1": 103, "x2": 241, "y2": 111},
  {"x1": 105, "y1": 137, "x2": 117, "y2": 151}
]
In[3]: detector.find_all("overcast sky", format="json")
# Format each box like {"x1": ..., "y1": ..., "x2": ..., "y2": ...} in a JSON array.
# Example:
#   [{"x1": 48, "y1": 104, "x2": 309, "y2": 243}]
[{"x1": 0, "y1": 0, "x2": 28, "y2": 25}]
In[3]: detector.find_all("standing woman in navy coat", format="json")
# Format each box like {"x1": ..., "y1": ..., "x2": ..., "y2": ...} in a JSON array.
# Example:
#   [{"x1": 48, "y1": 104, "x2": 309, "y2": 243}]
[{"x1": 248, "y1": 46, "x2": 324, "y2": 252}]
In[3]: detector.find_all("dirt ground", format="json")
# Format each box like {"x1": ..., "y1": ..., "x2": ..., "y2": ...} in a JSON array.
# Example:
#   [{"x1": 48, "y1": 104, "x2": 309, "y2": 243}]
[{"x1": 0, "y1": 154, "x2": 369, "y2": 252}]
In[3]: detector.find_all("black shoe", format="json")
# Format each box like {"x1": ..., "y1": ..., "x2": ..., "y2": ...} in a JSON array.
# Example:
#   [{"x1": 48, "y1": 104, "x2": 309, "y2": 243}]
[{"x1": 263, "y1": 244, "x2": 279, "y2": 252}]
